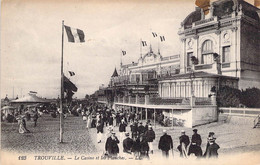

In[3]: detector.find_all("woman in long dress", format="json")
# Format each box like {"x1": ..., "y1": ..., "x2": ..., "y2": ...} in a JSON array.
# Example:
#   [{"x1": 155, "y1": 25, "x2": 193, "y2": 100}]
[
  {"x1": 86, "y1": 110, "x2": 92, "y2": 129},
  {"x1": 18, "y1": 116, "x2": 30, "y2": 134}
]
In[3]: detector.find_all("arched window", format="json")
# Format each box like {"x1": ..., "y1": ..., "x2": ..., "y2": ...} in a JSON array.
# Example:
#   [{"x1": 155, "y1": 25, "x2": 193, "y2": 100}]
[{"x1": 201, "y1": 40, "x2": 213, "y2": 64}]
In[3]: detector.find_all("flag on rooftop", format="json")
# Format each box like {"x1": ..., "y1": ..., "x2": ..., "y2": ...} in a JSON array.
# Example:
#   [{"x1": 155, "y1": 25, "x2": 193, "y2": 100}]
[
  {"x1": 160, "y1": 36, "x2": 165, "y2": 42},
  {"x1": 68, "y1": 71, "x2": 75, "y2": 76},
  {"x1": 141, "y1": 41, "x2": 147, "y2": 47},
  {"x1": 122, "y1": 50, "x2": 127, "y2": 56},
  {"x1": 152, "y1": 32, "x2": 157, "y2": 37},
  {"x1": 64, "y1": 25, "x2": 85, "y2": 43}
]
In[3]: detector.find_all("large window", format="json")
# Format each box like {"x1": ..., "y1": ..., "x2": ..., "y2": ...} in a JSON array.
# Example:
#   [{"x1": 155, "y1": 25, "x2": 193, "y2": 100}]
[
  {"x1": 201, "y1": 40, "x2": 213, "y2": 64},
  {"x1": 187, "y1": 52, "x2": 193, "y2": 67},
  {"x1": 202, "y1": 54, "x2": 213, "y2": 64},
  {"x1": 222, "y1": 46, "x2": 230, "y2": 63}
]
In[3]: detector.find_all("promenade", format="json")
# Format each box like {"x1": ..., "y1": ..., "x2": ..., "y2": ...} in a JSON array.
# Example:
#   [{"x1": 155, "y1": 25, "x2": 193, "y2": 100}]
[{"x1": 1, "y1": 113, "x2": 260, "y2": 158}]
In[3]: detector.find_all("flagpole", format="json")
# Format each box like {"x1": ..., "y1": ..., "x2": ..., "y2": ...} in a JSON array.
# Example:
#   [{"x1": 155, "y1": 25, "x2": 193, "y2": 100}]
[
  {"x1": 60, "y1": 20, "x2": 65, "y2": 143},
  {"x1": 158, "y1": 33, "x2": 160, "y2": 55},
  {"x1": 120, "y1": 49, "x2": 122, "y2": 67},
  {"x1": 140, "y1": 38, "x2": 142, "y2": 59}
]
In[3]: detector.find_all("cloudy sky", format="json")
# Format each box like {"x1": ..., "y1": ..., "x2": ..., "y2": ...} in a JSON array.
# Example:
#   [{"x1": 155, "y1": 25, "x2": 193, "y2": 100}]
[{"x1": 1, "y1": 0, "x2": 255, "y2": 99}]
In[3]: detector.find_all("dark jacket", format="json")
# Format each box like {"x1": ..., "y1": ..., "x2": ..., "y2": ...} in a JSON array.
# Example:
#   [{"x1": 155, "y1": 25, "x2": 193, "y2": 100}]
[
  {"x1": 123, "y1": 137, "x2": 134, "y2": 153},
  {"x1": 116, "y1": 114, "x2": 120, "y2": 123},
  {"x1": 144, "y1": 124, "x2": 148, "y2": 132},
  {"x1": 96, "y1": 123, "x2": 103, "y2": 133},
  {"x1": 138, "y1": 125, "x2": 145, "y2": 134},
  {"x1": 191, "y1": 133, "x2": 202, "y2": 146},
  {"x1": 105, "y1": 136, "x2": 120, "y2": 155},
  {"x1": 145, "y1": 129, "x2": 155, "y2": 142},
  {"x1": 158, "y1": 134, "x2": 173, "y2": 151},
  {"x1": 108, "y1": 117, "x2": 113, "y2": 126},
  {"x1": 179, "y1": 135, "x2": 190, "y2": 148},
  {"x1": 188, "y1": 134, "x2": 202, "y2": 156},
  {"x1": 205, "y1": 142, "x2": 220, "y2": 158},
  {"x1": 140, "y1": 138, "x2": 149, "y2": 152},
  {"x1": 119, "y1": 123, "x2": 127, "y2": 132},
  {"x1": 131, "y1": 138, "x2": 141, "y2": 152},
  {"x1": 131, "y1": 123, "x2": 138, "y2": 133}
]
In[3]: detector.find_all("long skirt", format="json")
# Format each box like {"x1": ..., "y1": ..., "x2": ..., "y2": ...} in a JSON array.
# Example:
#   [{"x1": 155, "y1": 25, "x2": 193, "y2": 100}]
[{"x1": 19, "y1": 123, "x2": 29, "y2": 134}]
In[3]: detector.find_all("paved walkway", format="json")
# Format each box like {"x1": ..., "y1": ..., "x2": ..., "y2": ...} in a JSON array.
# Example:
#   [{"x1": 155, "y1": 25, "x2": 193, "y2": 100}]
[{"x1": 1, "y1": 114, "x2": 260, "y2": 159}]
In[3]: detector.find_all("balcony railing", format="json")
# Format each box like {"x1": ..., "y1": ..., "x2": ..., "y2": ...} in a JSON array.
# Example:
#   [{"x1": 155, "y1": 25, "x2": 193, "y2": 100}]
[
  {"x1": 150, "y1": 97, "x2": 185, "y2": 105},
  {"x1": 114, "y1": 96, "x2": 212, "y2": 106},
  {"x1": 195, "y1": 97, "x2": 212, "y2": 105},
  {"x1": 195, "y1": 64, "x2": 212, "y2": 70}
]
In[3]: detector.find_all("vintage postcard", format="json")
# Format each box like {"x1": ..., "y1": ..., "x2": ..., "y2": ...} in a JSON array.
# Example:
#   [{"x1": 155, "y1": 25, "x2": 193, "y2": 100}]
[{"x1": 1, "y1": 0, "x2": 260, "y2": 165}]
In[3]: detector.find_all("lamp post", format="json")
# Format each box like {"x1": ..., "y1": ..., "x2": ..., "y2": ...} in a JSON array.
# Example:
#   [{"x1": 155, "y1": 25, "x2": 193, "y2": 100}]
[{"x1": 190, "y1": 56, "x2": 197, "y2": 107}]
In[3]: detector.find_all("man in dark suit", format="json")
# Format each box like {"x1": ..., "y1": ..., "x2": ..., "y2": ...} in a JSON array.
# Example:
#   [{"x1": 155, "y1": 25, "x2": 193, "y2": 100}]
[
  {"x1": 140, "y1": 133, "x2": 149, "y2": 159},
  {"x1": 158, "y1": 130, "x2": 173, "y2": 158},
  {"x1": 105, "y1": 132, "x2": 120, "y2": 157},
  {"x1": 138, "y1": 122, "x2": 145, "y2": 136},
  {"x1": 188, "y1": 129, "x2": 202, "y2": 157},
  {"x1": 123, "y1": 132, "x2": 134, "y2": 154},
  {"x1": 130, "y1": 121, "x2": 138, "y2": 138},
  {"x1": 119, "y1": 119, "x2": 127, "y2": 142},
  {"x1": 177, "y1": 130, "x2": 190, "y2": 157},
  {"x1": 145, "y1": 125, "x2": 155, "y2": 154}
]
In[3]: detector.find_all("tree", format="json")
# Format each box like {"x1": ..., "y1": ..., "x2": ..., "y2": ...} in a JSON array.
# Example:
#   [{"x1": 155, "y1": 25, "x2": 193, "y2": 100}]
[
  {"x1": 240, "y1": 88, "x2": 260, "y2": 108},
  {"x1": 217, "y1": 86, "x2": 241, "y2": 107}
]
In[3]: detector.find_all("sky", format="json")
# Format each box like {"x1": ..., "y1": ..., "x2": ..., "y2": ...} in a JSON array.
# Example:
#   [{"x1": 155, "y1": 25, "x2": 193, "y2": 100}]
[{"x1": 0, "y1": 0, "x2": 255, "y2": 99}]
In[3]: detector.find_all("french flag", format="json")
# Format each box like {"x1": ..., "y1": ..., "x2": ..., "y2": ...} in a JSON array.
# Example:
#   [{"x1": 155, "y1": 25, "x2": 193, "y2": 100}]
[{"x1": 64, "y1": 25, "x2": 85, "y2": 43}]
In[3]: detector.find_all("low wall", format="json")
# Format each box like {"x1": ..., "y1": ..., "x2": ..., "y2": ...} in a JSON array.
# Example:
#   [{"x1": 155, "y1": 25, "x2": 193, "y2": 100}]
[
  {"x1": 219, "y1": 107, "x2": 260, "y2": 117},
  {"x1": 218, "y1": 113, "x2": 256, "y2": 125},
  {"x1": 192, "y1": 105, "x2": 218, "y2": 127}
]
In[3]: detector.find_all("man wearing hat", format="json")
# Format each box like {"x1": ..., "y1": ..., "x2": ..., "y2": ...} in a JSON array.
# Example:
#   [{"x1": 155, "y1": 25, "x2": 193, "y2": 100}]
[
  {"x1": 123, "y1": 132, "x2": 134, "y2": 156},
  {"x1": 204, "y1": 136, "x2": 220, "y2": 158},
  {"x1": 158, "y1": 130, "x2": 173, "y2": 158},
  {"x1": 140, "y1": 133, "x2": 150, "y2": 159},
  {"x1": 138, "y1": 122, "x2": 145, "y2": 136},
  {"x1": 105, "y1": 132, "x2": 120, "y2": 157},
  {"x1": 130, "y1": 120, "x2": 138, "y2": 138},
  {"x1": 145, "y1": 125, "x2": 156, "y2": 154},
  {"x1": 177, "y1": 130, "x2": 190, "y2": 157},
  {"x1": 96, "y1": 120, "x2": 104, "y2": 143},
  {"x1": 119, "y1": 119, "x2": 127, "y2": 142},
  {"x1": 188, "y1": 129, "x2": 202, "y2": 157}
]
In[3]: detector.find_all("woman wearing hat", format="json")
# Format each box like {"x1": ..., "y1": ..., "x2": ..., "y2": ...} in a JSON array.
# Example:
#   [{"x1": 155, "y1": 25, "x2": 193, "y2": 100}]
[
  {"x1": 203, "y1": 132, "x2": 215, "y2": 157},
  {"x1": 204, "y1": 136, "x2": 220, "y2": 158}
]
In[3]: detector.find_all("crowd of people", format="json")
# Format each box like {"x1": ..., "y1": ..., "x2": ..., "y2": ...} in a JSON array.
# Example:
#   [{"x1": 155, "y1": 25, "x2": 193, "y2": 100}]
[
  {"x1": 78, "y1": 105, "x2": 220, "y2": 160},
  {"x1": 10, "y1": 101, "x2": 220, "y2": 160}
]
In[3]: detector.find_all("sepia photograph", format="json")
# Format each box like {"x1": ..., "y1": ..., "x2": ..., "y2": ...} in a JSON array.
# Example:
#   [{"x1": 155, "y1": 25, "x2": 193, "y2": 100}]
[{"x1": 1, "y1": 0, "x2": 260, "y2": 164}]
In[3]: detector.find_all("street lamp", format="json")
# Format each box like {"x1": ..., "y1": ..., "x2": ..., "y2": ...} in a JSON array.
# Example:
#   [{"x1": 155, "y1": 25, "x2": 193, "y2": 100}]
[{"x1": 190, "y1": 56, "x2": 198, "y2": 106}]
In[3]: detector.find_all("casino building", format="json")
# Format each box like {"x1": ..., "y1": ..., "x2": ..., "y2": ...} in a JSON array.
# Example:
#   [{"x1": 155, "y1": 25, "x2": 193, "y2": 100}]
[{"x1": 97, "y1": 0, "x2": 260, "y2": 128}]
